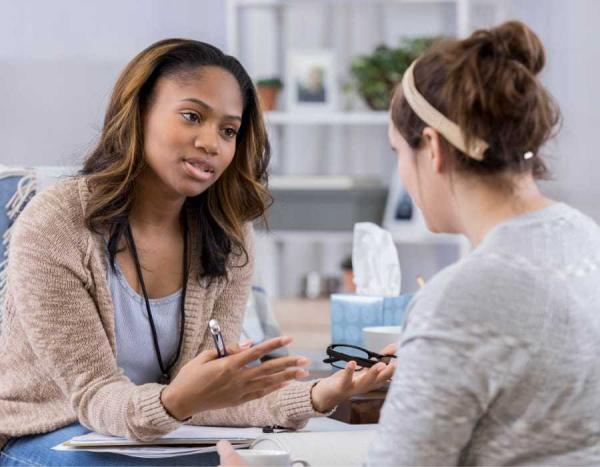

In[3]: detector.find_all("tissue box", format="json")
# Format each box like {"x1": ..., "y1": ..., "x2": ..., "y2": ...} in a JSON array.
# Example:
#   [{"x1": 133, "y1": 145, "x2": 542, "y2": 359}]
[{"x1": 330, "y1": 293, "x2": 413, "y2": 347}]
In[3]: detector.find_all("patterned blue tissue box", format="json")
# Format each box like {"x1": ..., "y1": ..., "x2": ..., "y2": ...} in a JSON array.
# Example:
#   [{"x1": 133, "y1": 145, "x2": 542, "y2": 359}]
[{"x1": 330, "y1": 293, "x2": 414, "y2": 347}]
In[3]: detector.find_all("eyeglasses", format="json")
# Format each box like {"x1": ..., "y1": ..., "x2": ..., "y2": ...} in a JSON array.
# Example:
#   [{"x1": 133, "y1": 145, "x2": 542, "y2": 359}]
[{"x1": 323, "y1": 344, "x2": 397, "y2": 371}]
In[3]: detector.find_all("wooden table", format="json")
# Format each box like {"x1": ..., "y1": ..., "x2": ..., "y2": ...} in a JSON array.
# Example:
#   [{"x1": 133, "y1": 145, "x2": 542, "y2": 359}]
[
  {"x1": 329, "y1": 388, "x2": 387, "y2": 424},
  {"x1": 308, "y1": 370, "x2": 388, "y2": 424}
]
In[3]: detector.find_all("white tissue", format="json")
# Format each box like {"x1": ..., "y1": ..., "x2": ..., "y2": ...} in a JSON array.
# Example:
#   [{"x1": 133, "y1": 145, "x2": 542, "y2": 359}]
[{"x1": 352, "y1": 222, "x2": 401, "y2": 296}]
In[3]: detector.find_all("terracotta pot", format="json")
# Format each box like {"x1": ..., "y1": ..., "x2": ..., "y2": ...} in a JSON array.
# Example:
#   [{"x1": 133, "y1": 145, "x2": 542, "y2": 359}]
[
  {"x1": 257, "y1": 86, "x2": 280, "y2": 111},
  {"x1": 343, "y1": 269, "x2": 356, "y2": 293}
]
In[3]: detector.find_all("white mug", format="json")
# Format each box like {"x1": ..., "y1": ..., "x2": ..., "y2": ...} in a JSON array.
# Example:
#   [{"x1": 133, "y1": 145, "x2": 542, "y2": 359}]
[
  {"x1": 363, "y1": 326, "x2": 403, "y2": 352},
  {"x1": 237, "y1": 449, "x2": 309, "y2": 467}
]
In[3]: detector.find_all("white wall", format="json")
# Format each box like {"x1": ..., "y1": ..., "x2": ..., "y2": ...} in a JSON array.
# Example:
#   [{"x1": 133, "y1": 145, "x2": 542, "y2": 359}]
[
  {"x1": 4, "y1": 1, "x2": 600, "y2": 297},
  {"x1": 510, "y1": 0, "x2": 600, "y2": 221},
  {"x1": 0, "y1": 0, "x2": 226, "y2": 166}
]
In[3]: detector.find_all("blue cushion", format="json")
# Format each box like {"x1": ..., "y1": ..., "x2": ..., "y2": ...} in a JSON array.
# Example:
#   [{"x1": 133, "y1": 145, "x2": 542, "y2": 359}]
[{"x1": 0, "y1": 176, "x2": 26, "y2": 262}]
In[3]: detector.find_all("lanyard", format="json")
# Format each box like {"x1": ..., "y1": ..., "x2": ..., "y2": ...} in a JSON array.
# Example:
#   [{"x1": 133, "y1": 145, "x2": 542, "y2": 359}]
[{"x1": 125, "y1": 219, "x2": 189, "y2": 385}]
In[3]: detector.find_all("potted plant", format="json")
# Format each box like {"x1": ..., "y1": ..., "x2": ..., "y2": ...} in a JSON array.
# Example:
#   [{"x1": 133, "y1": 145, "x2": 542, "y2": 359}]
[
  {"x1": 255, "y1": 77, "x2": 283, "y2": 111},
  {"x1": 349, "y1": 37, "x2": 436, "y2": 111}
]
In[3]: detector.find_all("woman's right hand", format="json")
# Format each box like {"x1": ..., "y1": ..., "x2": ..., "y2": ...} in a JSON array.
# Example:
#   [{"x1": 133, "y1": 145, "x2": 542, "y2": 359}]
[{"x1": 160, "y1": 336, "x2": 309, "y2": 420}]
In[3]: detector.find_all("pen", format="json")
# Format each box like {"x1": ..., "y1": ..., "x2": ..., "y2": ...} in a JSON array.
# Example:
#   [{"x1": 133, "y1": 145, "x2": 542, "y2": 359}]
[
  {"x1": 208, "y1": 319, "x2": 228, "y2": 357},
  {"x1": 262, "y1": 425, "x2": 291, "y2": 433}
]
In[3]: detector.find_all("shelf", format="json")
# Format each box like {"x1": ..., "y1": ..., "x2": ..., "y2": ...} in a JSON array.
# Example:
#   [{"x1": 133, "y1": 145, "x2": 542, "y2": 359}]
[
  {"x1": 269, "y1": 175, "x2": 384, "y2": 190},
  {"x1": 264, "y1": 111, "x2": 389, "y2": 126},
  {"x1": 234, "y1": 0, "x2": 463, "y2": 7},
  {"x1": 230, "y1": 0, "x2": 497, "y2": 298},
  {"x1": 259, "y1": 229, "x2": 466, "y2": 245}
]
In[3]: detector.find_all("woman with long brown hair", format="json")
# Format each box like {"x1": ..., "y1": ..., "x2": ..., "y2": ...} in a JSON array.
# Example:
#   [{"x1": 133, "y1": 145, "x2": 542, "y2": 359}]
[{"x1": 0, "y1": 39, "x2": 393, "y2": 466}]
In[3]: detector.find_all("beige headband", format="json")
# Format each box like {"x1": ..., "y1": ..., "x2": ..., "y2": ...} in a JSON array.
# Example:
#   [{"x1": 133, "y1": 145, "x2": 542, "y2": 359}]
[{"x1": 401, "y1": 60, "x2": 489, "y2": 161}]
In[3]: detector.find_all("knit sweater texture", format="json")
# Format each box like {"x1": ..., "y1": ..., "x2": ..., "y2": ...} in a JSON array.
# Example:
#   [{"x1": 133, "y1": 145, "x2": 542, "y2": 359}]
[
  {"x1": 0, "y1": 178, "x2": 320, "y2": 449},
  {"x1": 368, "y1": 203, "x2": 600, "y2": 466}
]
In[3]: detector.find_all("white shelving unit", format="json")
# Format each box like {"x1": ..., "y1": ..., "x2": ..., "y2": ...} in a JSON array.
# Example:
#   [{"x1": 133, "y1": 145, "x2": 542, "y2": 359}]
[
  {"x1": 227, "y1": 0, "x2": 508, "y2": 297},
  {"x1": 228, "y1": 0, "x2": 511, "y2": 56},
  {"x1": 265, "y1": 111, "x2": 389, "y2": 125}
]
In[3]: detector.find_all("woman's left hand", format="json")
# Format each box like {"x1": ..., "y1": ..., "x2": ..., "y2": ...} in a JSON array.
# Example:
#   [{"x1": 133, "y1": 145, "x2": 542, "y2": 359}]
[{"x1": 310, "y1": 343, "x2": 397, "y2": 413}]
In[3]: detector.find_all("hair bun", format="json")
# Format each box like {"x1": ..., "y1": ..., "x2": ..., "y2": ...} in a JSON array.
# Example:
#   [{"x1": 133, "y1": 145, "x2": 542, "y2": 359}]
[
  {"x1": 395, "y1": 20, "x2": 560, "y2": 181},
  {"x1": 489, "y1": 21, "x2": 545, "y2": 75}
]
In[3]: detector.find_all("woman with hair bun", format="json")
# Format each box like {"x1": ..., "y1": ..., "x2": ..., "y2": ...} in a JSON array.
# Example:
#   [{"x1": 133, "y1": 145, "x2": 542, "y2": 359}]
[
  {"x1": 366, "y1": 20, "x2": 600, "y2": 466},
  {"x1": 218, "y1": 18, "x2": 600, "y2": 467},
  {"x1": 216, "y1": 21, "x2": 600, "y2": 467}
]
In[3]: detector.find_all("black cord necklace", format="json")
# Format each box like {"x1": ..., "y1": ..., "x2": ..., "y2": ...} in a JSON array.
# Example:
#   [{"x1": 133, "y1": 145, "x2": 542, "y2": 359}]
[{"x1": 125, "y1": 219, "x2": 189, "y2": 385}]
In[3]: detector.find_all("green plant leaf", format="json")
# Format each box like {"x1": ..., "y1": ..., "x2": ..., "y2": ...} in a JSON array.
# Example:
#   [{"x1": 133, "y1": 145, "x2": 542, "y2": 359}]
[{"x1": 348, "y1": 36, "x2": 438, "y2": 110}]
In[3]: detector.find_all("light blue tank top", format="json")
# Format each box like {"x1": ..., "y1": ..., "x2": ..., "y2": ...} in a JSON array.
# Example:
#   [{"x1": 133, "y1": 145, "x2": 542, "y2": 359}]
[{"x1": 106, "y1": 258, "x2": 182, "y2": 385}]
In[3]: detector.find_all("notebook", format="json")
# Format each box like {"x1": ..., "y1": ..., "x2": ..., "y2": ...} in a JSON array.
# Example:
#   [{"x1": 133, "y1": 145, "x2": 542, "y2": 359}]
[
  {"x1": 54, "y1": 425, "x2": 261, "y2": 458},
  {"x1": 62, "y1": 425, "x2": 261, "y2": 448},
  {"x1": 53, "y1": 418, "x2": 372, "y2": 459}
]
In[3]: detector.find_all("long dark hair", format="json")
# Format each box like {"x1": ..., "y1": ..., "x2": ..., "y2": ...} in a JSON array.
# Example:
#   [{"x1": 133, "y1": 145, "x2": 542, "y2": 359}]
[{"x1": 81, "y1": 38, "x2": 271, "y2": 281}]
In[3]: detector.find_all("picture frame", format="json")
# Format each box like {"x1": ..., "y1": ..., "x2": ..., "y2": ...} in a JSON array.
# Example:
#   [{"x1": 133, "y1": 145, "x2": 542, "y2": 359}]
[{"x1": 286, "y1": 49, "x2": 337, "y2": 112}]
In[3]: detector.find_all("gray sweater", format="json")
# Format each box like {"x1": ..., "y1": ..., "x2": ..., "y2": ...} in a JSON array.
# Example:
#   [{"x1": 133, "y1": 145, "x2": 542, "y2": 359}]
[{"x1": 368, "y1": 203, "x2": 600, "y2": 466}]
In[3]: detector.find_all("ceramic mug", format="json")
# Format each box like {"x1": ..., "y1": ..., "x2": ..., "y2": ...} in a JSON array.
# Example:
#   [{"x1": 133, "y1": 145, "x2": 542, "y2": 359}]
[
  {"x1": 362, "y1": 325, "x2": 403, "y2": 352},
  {"x1": 237, "y1": 449, "x2": 309, "y2": 467}
]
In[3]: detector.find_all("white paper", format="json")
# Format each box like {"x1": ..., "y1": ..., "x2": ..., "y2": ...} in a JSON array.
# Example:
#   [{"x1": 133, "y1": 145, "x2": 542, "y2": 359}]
[
  {"x1": 53, "y1": 442, "x2": 228, "y2": 459},
  {"x1": 352, "y1": 222, "x2": 401, "y2": 296},
  {"x1": 53, "y1": 425, "x2": 261, "y2": 459},
  {"x1": 65, "y1": 425, "x2": 262, "y2": 446},
  {"x1": 53, "y1": 419, "x2": 370, "y2": 459}
]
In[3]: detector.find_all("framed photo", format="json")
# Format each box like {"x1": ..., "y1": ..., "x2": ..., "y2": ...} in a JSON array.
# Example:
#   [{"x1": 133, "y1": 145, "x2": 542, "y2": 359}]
[
  {"x1": 286, "y1": 49, "x2": 337, "y2": 112},
  {"x1": 382, "y1": 170, "x2": 426, "y2": 237}
]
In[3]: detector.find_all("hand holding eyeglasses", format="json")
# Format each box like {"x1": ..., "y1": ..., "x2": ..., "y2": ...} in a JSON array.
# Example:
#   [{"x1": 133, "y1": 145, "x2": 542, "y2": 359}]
[{"x1": 310, "y1": 343, "x2": 397, "y2": 413}]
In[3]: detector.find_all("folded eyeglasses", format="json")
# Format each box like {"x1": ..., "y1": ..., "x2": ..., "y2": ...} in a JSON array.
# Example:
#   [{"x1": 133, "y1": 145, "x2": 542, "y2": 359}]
[{"x1": 323, "y1": 344, "x2": 397, "y2": 371}]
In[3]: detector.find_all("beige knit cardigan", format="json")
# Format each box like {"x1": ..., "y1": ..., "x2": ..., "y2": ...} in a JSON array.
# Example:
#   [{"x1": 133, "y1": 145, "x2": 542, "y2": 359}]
[{"x1": 0, "y1": 178, "x2": 321, "y2": 449}]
